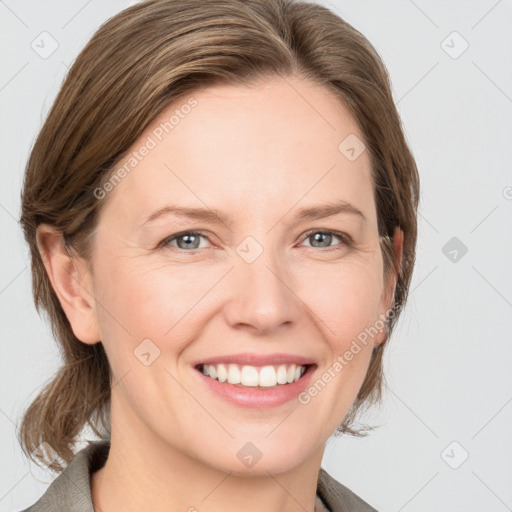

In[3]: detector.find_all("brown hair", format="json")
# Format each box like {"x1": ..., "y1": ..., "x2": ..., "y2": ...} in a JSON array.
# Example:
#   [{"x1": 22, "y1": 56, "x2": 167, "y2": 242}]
[{"x1": 19, "y1": 0, "x2": 419, "y2": 472}]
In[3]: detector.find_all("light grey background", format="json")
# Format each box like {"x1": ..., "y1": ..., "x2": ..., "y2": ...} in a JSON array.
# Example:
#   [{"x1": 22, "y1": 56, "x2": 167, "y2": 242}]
[{"x1": 1, "y1": 1, "x2": 511, "y2": 511}]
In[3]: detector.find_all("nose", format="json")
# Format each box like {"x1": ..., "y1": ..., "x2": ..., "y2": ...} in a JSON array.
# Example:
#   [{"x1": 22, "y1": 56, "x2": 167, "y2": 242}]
[{"x1": 222, "y1": 248, "x2": 302, "y2": 335}]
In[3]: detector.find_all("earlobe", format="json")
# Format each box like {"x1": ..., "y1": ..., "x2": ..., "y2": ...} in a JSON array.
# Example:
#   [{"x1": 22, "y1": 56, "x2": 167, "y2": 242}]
[{"x1": 36, "y1": 224, "x2": 101, "y2": 345}]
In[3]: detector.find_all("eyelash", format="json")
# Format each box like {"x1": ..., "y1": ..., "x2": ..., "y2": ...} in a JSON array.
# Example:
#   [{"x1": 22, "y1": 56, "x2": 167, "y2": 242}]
[{"x1": 158, "y1": 229, "x2": 353, "y2": 254}]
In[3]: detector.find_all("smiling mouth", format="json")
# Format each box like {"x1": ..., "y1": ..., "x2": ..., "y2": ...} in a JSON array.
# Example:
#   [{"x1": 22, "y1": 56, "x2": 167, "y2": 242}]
[{"x1": 195, "y1": 363, "x2": 313, "y2": 388}]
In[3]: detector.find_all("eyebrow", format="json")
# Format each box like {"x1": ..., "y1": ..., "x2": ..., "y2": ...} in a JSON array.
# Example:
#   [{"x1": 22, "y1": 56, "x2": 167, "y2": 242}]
[{"x1": 139, "y1": 199, "x2": 367, "y2": 228}]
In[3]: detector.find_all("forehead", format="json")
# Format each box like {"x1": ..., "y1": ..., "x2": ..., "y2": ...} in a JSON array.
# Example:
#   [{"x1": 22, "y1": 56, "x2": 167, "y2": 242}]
[{"x1": 99, "y1": 76, "x2": 376, "y2": 229}]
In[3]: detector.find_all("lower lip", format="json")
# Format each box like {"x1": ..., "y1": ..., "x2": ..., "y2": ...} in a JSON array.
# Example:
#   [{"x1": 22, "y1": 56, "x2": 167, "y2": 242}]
[{"x1": 194, "y1": 365, "x2": 316, "y2": 408}]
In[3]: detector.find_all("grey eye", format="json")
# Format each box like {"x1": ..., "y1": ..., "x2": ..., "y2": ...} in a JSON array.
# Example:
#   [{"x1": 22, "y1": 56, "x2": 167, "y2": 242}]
[
  {"x1": 162, "y1": 231, "x2": 208, "y2": 250},
  {"x1": 301, "y1": 230, "x2": 346, "y2": 249}
]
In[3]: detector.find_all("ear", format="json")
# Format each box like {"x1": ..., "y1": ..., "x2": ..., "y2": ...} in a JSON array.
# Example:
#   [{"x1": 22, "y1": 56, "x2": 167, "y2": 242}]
[
  {"x1": 390, "y1": 226, "x2": 404, "y2": 277},
  {"x1": 375, "y1": 226, "x2": 404, "y2": 347},
  {"x1": 36, "y1": 224, "x2": 101, "y2": 345}
]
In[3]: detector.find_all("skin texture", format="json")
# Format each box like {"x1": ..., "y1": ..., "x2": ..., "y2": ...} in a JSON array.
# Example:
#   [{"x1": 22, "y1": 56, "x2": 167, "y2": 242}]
[{"x1": 37, "y1": 75, "x2": 403, "y2": 512}]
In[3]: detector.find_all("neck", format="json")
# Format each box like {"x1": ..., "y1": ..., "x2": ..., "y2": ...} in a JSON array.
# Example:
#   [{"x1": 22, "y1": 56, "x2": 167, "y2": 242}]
[{"x1": 91, "y1": 402, "x2": 324, "y2": 512}]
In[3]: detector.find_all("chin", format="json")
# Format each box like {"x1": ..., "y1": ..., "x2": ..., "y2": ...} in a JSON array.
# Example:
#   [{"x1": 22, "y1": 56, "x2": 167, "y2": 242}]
[{"x1": 197, "y1": 432, "x2": 319, "y2": 476}]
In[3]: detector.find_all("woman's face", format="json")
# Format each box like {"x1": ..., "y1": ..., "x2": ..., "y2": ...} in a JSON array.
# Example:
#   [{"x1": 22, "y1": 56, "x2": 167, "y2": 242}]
[{"x1": 85, "y1": 75, "x2": 399, "y2": 474}]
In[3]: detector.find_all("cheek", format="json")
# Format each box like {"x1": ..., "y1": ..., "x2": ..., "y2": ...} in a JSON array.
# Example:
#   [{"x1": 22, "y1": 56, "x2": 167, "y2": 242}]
[
  {"x1": 296, "y1": 261, "x2": 382, "y2": 431},
  {"x1": 92, "y1": 256, "x2": 220, "y2": 355},
  {"x1": 296, "y1": 257, "x2": 385, "y2": 347}
]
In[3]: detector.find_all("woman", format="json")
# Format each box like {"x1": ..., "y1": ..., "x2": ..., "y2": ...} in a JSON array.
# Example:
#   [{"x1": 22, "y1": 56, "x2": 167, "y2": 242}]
[{"x1": 18, "y1": 0, "x2": 419, "y2": 510}]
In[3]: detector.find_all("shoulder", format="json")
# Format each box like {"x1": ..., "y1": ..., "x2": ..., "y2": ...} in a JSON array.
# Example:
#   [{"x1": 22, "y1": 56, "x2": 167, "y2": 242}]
[
  {"x1": 317, "y1": 467, "x2": 379, "y2": 512},
  {"x1": 17, "y1": 440, "x2": 110, "y2": 512}
]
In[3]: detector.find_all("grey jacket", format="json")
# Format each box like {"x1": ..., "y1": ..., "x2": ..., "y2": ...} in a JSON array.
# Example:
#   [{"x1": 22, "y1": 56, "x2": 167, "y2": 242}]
[{"x1": 20, "y1": 440, "x2": 378, "y2": 512}]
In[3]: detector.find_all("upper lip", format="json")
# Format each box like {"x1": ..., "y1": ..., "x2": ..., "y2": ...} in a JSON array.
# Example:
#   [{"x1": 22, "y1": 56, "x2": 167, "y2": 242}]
[{"x1": 194, "y1": 353, "x2": 316, "y2": 367}]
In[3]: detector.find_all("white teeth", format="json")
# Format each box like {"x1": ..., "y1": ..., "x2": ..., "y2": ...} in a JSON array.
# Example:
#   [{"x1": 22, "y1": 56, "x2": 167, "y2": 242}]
[
  {"x1": 286, "y1": 364, "x2": 296, "y2": 383},
  {"x1": 201, "y1": 363, "x2": 307, "y2": 387},
  {"x1": 259, "y1": 365, "x2": 277, "y2": 387},
  {"x1": 241, "y1": 366, "x2": 259, "y2": 386},
  {"x1": 276, "y1": 364, "x2": 288, "y2": 384},
  {"x1": 217, "y1": 363, "x2": 227, "y2": 383},
  {"x1": 227, "y1": 364, "x2": 241, "y2": 384}
]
